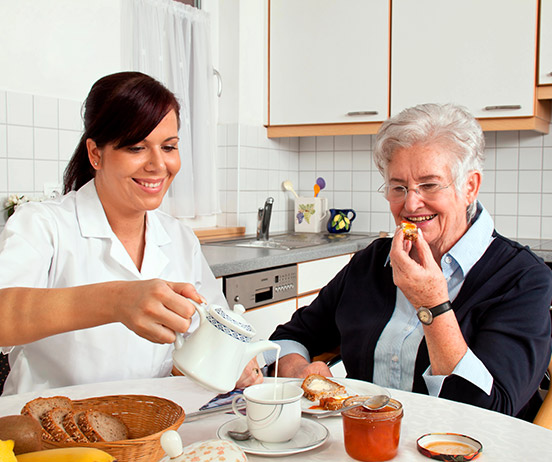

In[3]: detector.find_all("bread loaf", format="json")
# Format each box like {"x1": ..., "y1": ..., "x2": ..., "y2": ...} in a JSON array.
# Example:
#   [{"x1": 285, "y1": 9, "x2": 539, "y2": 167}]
[
  {"x1": 301, "y1": 374, "x2": 347, "y2": 402},
  {"x1": 21, "y1": 396, "x2": 73, "y2": 441},
  {"x1": 77, "y1": 410, "x2": 129, "y2": 442}
]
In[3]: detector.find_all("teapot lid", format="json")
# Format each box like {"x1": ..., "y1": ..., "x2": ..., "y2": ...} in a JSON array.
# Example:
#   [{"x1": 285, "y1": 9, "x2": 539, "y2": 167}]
[{"x1": 206, "y1": 303, "x2": 256, "y2": 340}]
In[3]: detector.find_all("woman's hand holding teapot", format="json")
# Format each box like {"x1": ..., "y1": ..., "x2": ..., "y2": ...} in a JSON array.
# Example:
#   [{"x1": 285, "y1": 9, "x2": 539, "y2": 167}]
[{"x1": 114, "y1": 279, "x2": 204, "y2": 344}]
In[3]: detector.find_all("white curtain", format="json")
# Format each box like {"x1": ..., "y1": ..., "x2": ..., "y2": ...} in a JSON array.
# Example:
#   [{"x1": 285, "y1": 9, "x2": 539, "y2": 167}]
[{"x1": 122, "y1": 0, "x2": 220, "y2": 217}]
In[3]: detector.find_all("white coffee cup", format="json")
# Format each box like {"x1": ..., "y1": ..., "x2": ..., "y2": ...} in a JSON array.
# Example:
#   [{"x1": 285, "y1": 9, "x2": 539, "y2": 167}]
[{"x1": 231, "y1": 382, "x2": 303, "y2": 443}]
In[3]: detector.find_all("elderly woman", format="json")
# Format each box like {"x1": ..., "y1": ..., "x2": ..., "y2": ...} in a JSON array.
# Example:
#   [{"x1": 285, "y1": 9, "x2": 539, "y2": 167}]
[
  {"x1": 267, "y1": 103, "x2": 552, "y2": 419},
  {"x1": 0, "y1": 72, "x2": 262, "y2": 395}
]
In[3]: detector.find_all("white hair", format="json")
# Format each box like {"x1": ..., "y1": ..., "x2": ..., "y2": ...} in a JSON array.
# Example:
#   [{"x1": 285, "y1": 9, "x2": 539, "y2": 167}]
[{"x1": 373, "y1": 103, "x2": 485, "y2": 222}]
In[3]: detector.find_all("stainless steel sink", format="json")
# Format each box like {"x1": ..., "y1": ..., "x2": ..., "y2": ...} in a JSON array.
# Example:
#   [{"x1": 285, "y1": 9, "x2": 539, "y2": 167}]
[{"x1": 204, "y1": 232, "x2": 376, "y2": 251}]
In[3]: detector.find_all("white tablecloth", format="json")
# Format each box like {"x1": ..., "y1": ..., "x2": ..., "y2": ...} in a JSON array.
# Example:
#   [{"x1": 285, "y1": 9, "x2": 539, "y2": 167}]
[{"x1": 1, "y1": 376, "x2": 551, "y2": 461}]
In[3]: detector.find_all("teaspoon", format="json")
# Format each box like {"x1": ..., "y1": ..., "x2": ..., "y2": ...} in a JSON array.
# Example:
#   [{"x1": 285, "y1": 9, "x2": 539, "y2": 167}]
[
  {"x1": 314, "y1": 394, "x2": 390, "y2": 419},
  {"x1": 227, "y1": 428, "x2": 252, "y2": 441}
]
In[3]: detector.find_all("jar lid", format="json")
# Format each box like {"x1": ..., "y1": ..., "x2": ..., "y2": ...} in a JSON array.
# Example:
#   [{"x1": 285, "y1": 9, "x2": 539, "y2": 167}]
[{"x1": 417, "y1": 433, "x2": 483, "y2": 461}]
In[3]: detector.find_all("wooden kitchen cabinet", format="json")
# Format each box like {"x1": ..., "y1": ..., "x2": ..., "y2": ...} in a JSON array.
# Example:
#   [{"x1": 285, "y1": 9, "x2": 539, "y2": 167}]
[
  {"x1": 267, "y1": 0, "x2": 390, "y2": 137},
  {"x1": 538, "y1": 0, "x2": 552, "y2": 99},
  {"x1": 267, "y1": 0, "x2": 550, "y2": 136},
  {"x1": 392, "y1": 0, "x2": 546, "y2": 132}
]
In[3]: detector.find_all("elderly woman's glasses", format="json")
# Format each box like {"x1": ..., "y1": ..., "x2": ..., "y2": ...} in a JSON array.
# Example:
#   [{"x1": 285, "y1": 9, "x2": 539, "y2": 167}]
[{"x1": 377, "y1": 182, "x2": 453, "y2": 203}]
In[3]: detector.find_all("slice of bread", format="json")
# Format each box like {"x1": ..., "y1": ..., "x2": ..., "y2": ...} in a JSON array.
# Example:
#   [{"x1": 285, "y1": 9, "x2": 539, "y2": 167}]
[
  {"x1": 301, "y1": 374, "x2": 347, "y2": 402},
  {"x1": 40, "y1": 408, "x2": 73, "y2": 442},
  {"x1": 62, "y1": 411, "x2": 89, "y2": 443},
  {"x1": 319, "y1": 394, "x2": 354, "y2": 410},
  {"x1": 21, "y1": 396, "x2": 73, "y2": 441},
  {"x1": 77, "y1": 410, "x2": 129, "y2": 442}
]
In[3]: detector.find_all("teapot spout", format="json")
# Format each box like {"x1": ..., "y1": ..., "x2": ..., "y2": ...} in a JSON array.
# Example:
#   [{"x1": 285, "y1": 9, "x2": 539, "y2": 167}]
[{"x1": 242, "y1": 340, "x2": 281, "y2": 370}]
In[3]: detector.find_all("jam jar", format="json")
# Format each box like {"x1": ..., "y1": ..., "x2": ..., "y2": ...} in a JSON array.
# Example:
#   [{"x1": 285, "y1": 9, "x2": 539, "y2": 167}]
[{"x1": 341, "y1": 397, "x2": 403, "y2": 461}]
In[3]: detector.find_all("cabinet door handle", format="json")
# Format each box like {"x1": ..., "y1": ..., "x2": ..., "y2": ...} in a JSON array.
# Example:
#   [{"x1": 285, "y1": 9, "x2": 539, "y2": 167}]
[
  {"x1": 484, "y1": 105, "x2": 521, "y2": 111},
  {"x1": 346, "y1": 111, "x2": 378, "y2": 116},
  {"x1": 213, "y1": 68, "x2": 222, "y2": 97}
]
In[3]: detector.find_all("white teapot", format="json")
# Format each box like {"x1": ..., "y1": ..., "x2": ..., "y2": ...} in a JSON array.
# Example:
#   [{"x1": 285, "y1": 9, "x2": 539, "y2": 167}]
[{"x1": 172, "y1": 300, "x2": 280, "y2": 393}]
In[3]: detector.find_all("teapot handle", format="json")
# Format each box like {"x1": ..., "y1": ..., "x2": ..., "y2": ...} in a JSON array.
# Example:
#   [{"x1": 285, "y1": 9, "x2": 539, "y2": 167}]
[{"x1": 174, "y1": 300, "x2": 208, "y2": 351}]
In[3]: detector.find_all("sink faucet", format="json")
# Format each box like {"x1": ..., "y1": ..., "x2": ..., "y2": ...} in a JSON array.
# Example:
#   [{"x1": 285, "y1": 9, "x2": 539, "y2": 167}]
[{"x1": 257, "y1": 197, "x2": 274, "y2": 241}]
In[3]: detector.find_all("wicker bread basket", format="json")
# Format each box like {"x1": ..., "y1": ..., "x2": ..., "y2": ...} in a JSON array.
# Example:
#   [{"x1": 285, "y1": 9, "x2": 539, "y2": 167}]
[{"x1": 41, "y1": 394, "x2": 185, "y2": 462}]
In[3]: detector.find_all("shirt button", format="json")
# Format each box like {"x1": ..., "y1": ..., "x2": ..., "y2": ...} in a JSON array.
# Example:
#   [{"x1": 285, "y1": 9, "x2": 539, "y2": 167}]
[
  {"x1": 392, "y1": 355, "x2": 399, "y2": 363},
  {"x1": 445, "y1": 255, "x2": 452, "y2": 264}
]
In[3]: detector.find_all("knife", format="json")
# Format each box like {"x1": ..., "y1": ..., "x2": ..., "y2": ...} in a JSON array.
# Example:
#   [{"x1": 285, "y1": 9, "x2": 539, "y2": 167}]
[{"x1": 183, "y1": 402, "x2": 246, "y2": 422}]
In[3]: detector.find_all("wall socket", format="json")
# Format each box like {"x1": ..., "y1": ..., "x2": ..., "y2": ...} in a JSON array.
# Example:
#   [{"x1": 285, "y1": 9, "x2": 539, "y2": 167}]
[{"x1": 44, "y1": 182, "x2": 63, "y2": 198}]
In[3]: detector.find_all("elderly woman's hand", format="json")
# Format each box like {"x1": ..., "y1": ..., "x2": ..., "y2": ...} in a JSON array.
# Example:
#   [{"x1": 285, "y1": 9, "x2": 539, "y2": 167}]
[
  {"x1": 389, "y1": 226, "x2": 449, "y2": 308},
  {"x1": 236, "y1": 358, "x2": 265, "y2": 389},
  {"x1": 115, "y1": 279, "x2": 205, "y2": 344}
]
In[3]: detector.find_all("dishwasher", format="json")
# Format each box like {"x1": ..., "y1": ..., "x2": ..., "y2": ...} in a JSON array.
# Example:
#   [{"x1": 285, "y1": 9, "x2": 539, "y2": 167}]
[{"x1": 223, "y1": 264, "x2": 297, "y2": 310}]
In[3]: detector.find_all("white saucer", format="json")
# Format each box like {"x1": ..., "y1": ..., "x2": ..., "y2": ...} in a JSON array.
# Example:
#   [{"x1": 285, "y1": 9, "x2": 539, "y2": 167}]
[{"x1": 216, "y1": 417, "x2": 329, "y2": 457}]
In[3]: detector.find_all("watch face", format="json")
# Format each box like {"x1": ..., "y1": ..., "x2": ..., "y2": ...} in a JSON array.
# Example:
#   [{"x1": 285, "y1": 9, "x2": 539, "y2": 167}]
[{"x1": 417, "y1": 308, "x2": 433, "y2": 325}]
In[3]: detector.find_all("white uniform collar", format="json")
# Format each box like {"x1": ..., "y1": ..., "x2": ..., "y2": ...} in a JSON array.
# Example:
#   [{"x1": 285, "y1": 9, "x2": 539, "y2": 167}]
[{"x1": 75, "y1": 179, "x2": 172, "y2": 247}]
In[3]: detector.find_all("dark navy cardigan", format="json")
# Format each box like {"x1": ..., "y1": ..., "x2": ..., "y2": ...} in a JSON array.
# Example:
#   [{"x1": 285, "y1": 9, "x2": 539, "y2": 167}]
[{"x1": 270, "y1": 233, "x2": 552, "y2": 419}]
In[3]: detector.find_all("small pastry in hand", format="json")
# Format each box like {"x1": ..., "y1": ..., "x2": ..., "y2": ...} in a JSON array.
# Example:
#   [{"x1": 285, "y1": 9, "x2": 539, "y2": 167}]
[{"x1": 400, "y1": 220, "x2": 418, "y2": 241}]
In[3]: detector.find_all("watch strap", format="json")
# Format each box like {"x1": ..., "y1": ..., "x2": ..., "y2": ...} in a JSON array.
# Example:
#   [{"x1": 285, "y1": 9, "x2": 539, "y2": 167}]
[{"x1": 428, "y1": 300, "x2": 452, "y2": 318}]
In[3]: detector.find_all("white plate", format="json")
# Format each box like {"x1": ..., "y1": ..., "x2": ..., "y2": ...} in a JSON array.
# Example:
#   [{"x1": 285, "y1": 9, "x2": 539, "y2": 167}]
[
  {"x1": 216, "y1": 417, "x2": 329, "y2": 457},
  {"x1": 288, "y1": 377, "x2": 391, "y2": 415}
]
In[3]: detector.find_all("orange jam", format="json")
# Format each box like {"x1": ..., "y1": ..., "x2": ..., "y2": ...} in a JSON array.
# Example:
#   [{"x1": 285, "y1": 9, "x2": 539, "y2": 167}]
[{"x1": 342, "y1": 398, "x2": 403, "y2": 462}]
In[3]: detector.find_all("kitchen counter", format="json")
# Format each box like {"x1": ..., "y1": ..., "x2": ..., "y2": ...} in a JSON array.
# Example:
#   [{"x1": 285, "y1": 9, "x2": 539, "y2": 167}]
[
  {"x1": 201, "y1": 233, "x2": 378, "y2": 277},
  {"x1": 202, "y1": 233, "x2": 552, "y2": 278}
]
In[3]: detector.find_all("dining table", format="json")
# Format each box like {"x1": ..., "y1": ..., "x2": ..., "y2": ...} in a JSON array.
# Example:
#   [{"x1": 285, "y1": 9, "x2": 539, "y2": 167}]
[{"x1": 0, "y1": 375, "x2": 550, "y2": 461}]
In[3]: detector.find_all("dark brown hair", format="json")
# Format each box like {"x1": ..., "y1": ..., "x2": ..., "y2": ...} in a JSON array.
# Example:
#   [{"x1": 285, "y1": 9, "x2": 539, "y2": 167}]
[{"x1": 63, "y1": 71, "x2": 180, "y2": 193}]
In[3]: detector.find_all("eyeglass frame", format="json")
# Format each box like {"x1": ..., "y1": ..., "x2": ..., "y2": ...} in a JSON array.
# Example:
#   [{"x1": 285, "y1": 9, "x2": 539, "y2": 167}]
[{"x1": 377, "y1": 181, "x2": 454, "y2": 203}]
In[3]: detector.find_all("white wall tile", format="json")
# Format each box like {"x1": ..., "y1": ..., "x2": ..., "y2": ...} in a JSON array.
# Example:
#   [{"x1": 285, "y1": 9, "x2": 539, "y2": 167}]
[
  {"x1": 519, "y1": 147, "x2": 543, "y2": 170},
  {"x1": 542, "y1": 194, "x2": 552, "y2": 216},
  {"x1": 519, "y1": 130, "x2": 543, "y2": 148},
  {"x1": 59, "y1": 130, "x2": 81, "y2": 161},
  {"x1": 496, "y1": 147, "x2": 518, "y2": 170},
  {"x1": 34, "y1": 128, "x2": 59, "y2": 160},
  {"x1": 316, "y1": 136, "x2": 334, "y2": 151},
  {"x1": 299, "y1": 136, "x2": 315, "y2": 151},
  {"x1": 494, "y1": 215, "x2": 517, "y2": 238},
  {"x1": 34, "y1": 96, "x2": 59, "y2": 129},
  {"x1": 495, "y1": 193, "x2": 518, "y2": 215},
  {"x1": 352, "y1": 150, "x2": 372, "y2": 171},
  {"x1": 316, "y1": 151, "x2": 334, "y2": 170},
  {"x1": 7, "y1": 92, "x2": 33, "y2": 126},
  {"x1": 0, "y1": 125, "x2": 6, "y2": 156},
  {"x1": 0, "y1": 91, "x2": 6, "y2": 124},
  {"x1": 352, "y1": 171, "x2": 370, "y2": 192},
  {"x1": 518, "y1": 216, "x2": 541, "y2": 239},
  {"x1": 542, "y1": 217, "x2": 552, "y2": 239},
  {"x1": 299, "y1": 151, "x2": 315, "y2": 170},
  {"x1": 543, "y1": 171, "x2": 552, "y2": 193},
  {"x1": 543, "y1": 147, "x2": 552, "y2": 169},
  {"x1": 478, "y1": 193, "x2": 495, "y2": 215},
  {"x1": 518, "y1": 171, "x2": 542, "y2": 194},
  {"x1": 7, "y1": 158, "x2": 34, "y2": 191},
  {"x1": 334, "y1": 171, "x2": 352, "y2": 191},
  {"x1": 517, "y1": 193, "x2": 541, "y2": 216},
  {"x1": 480, "y1": 170, "x2": 495, "y2": 194},
  {"x1": 34, "y1": 160, "x2": 59, "y2": 191},
  {"x1": 496, "y1": 131, "x2": 519, "y2": 148},
  {"x1": 7, "y1": 125, "x2": 33, "y2": 158},
  {"x1": 333, "y1": 191, "x2": 353, "y2": 209},
  {"x1": 58, "y1": 99, "x2": 82, "y2": 130},
  {"x1": 495, "y1": 171, "x2": 518, "y2": 193},
  {"x1": 352, "y1": 134, "x2": 371, "y2": 150},
  {"x1": 483, "y1": 147, "x2": 496, "y2": 170},
  {"x1": 334, "y1": 151, "x2": 352, "y2": 171},
  {"x1": 334, "y1": 135, "x2": 352, "y2": 151},
  {"x1": 0, "y1": 158, "x2": 7, "y2": 192}
]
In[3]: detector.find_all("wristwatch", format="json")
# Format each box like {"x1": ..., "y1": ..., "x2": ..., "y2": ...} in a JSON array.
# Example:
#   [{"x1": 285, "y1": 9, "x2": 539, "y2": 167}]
[{"x1": 417, "y1": 301, "x2": 452, "y2": 325}]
